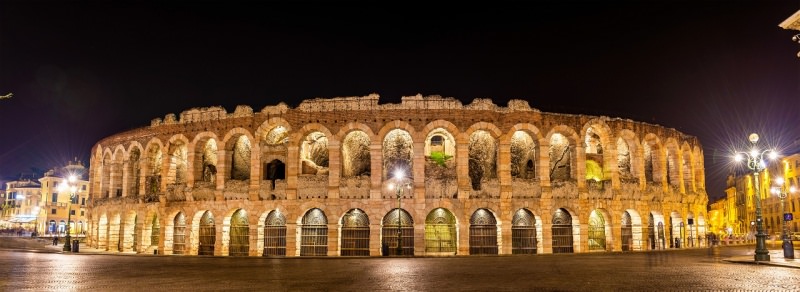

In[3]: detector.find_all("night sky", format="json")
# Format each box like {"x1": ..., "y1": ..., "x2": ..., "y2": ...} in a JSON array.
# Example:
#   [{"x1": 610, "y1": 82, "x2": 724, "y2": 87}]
[{"x1": 1, "y1": 1, "x2": 799, "y2": 201}]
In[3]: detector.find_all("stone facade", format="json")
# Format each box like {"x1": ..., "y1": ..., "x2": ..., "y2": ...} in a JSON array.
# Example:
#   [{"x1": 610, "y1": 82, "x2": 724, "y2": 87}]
[{"x1": 86, "y1": 94, "x2": 709, "y2": 256}]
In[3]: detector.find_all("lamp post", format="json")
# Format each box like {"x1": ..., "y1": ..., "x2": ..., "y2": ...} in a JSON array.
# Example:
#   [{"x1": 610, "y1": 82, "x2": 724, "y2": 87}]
[
  {"x1": 734, "y1": 133, "x2": 777, "y2": 262},
  {"x1": 58, "y1": 174, "x2": 78, "y2": 252},
  {"x1": 771, "y1": 177, "x2": 796, "y2": 259},
  {"x1": 393, "y1": 170, "x2": 412, "y2": 256}
]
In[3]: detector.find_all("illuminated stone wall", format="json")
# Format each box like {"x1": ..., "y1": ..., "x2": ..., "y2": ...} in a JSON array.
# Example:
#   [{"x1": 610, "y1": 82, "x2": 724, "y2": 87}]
[{"x1": 86, "y1": 94, "x2": 709, "y2": 256}]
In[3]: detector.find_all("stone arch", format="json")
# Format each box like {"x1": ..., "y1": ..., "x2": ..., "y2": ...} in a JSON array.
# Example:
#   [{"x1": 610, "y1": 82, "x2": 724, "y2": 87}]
[
  {"x1": 221, "y1": 128, "x2": 256, "y2": 181},
  {"x1": 142, "y1": 139, "x2": 164, "y2": 198},
  {"x1": 381, "y1": 128, "x2": 414, "y2": 181},
  {"x1": 424, "y1": 207, "x2": 458, "y2": 255},
  {"x1": 225, "y1": 208, "x2": 250, "y2": 256},
  {"x1": 293, "y1": 124, "x2": 333, "y2": 175},
  {"x1": 192, "y1": 210, "x2": 216, "y2": 255},
  {"x1": 551, "y1": 207, "x2": 576, "y2": 253},
  {"x1": 664, "y1": 138, "x2": 681, "y2": 189},
  {"x1": 190, "y1": 132, "x2": 220, "y2": 185},
  {"x1": 382, "y1": 208, "x2": 414, "y2": 256},
  {"x1": 109, "y1": 146, "x2": 125, "y2": 197},
  {"x1": 587, "y1": 208, "x2": 612, "y2": 252},
  {"x1": 100, "y1": 150, "x2": 112, "y2": 199},
  {"x1": 97, "y1": 213, "x2": 109, "y2": 250},
  {"x1": 254, "y1": 117, "x2": 293, "y2": 143},
  {"x1": 299, "y1": 207, "x2": 328, "y2": 256},
  {"x1": 544, "y1": 125, "x2": 580, "y2": 183},
  {"x1": 166, "y1": 134, "x2": 190, "y2": 185},
  {"x1": 642, "y1": 133, "x2": 664, "y2": 184},
  {"x1": 143, "y1": 210, "x2": 159, "y2": 253},
  {"x1": 581, "y1": 120, "x2": 614, "y2": 185},
  {"x1": 616, "y1": 129, "x2": 640, "y2": 183},
  {"x1": 507, "y1": 124, "x2": 543, "y2": 180},
  {"x1": 468, "y1": 207, "x2": 499, "y2": 255},
  {"x1": 621, "y1": 209, "x2": 643, "y2": 251},
  {"x1": 693, "y1": 146, "x2": 705, "y2": 190},
  {"x1": 511, "y1": 208, "x2": 541, "y2": 254},
  {"x1": 261, "y1": 209, "x2": 288, "y2": 256},
  {"x1": 648, "y1": 210, "x2": 667, "y2": 250},
  {"x1": 681, "y1": 142, "x2": 695, "y2": 193},
  {"x1": 172, "y1": 211, "x2": 188, "y2": 255},
  {"x1": 120, "y1": 210, "x2": 137, "y2": 253},
  {"x1": 669, "y1": 211, "x2": 684, "y2": 248},
  {"x1": 339, "y1": 129, "x2": 372, "y2": 178},
  {"x1": 339, "y1": 208, "x2": 370, "y2": 256},
  {"x1": 467, "y1": 125, "x2": 500, "y2": 192},
  {"x1": 125, "y1": 143, "x2": 144, "y2": 198},
  {"x1": 422, "y1": 121, "x2": 459, "y2": 199}
]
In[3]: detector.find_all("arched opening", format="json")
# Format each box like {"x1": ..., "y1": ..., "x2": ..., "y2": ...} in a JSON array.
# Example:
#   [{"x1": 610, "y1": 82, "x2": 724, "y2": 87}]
[
  {"x1": 198, "y1": 211, "x2": 216, "y2": 255},
  {"x1": 468, "y1": 130, "x2": 497, "y2": 191},
  {"x1": 229, "y1": 209, "x2": 249, "y2": 256},
  {"x1": 584, "y1": 128, "x2": 604, "y2": 184},
  {"x1": 263, "y1": 210, "x2": 286, "y2": 257},
  {"x1": 150, "y1": 215, "x2": 160, "y2": 250},
  {"x1": 511, "y1": 131, "x2": 537, "y2": 180},
  {"x1": 424, "y1": 208, "x2": 457, "y2": 254},
  {"x1": 341, "y1": 131, "x2": 371, "y2": 178},
  {"x1": 512, "y1": 208, "x2": 537, "y2": 254},
  {"x1": 382, "y1": 208, "x2": 414, "y2": 256},
  {"x1": 382, "y1": 129, "x2": 413, "y2": 180},
  {"x1": 340, "y1": 208, "x2": 370, "y2": 256},
  {"x1": 145, "y1": 145, "x2": 162, "y2": 200},
  {"x1": 199, "y1": 139, "x2": 218, "y2": 184},
  {"x1": 128, "y1": 148, "x2": 142, "y2": 197},
  {"x1": 617, "y1": 138, "x2": 634, "y2": 182},
  {"x1": 263, "y1": 159, "x2": 286, "y2": 190},
  {"x1": 300, "y1": 208, "x2": 328, "y2": 256},
  {"x1": 551, "y1": 208, "x2": 573, "y2": 253},
  {"x1": 588, "y1": 210, "x2": 606, "y2": 251},
  {"x1": 549, "y1": 133, "x2": 573, "y2": 182},
  {"x1": 300, "y1": 132, "x2": 329, "y2": 175},
  {"x1": 173, "y1": 212, "x2": 186, "y2": 255},
  {"x1": 469, "y1": 208, "x2": 498, "y2": 255},
  {"x1": 230, "y1": 135, "x2": 251, "y2": 180},
  {"x1": 132, "y1": 215, "x2": 139, "y2": 252},
  {"x1": 621, "y1": 211, "x2": 633, "y2": 251},
  {"x1": 424, "y1": 129, "x2": 456, "y2": 199}
]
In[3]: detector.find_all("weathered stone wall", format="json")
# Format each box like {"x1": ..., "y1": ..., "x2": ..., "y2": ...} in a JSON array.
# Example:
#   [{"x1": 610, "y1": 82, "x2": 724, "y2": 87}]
[{"x1": 87, "y1": 94, "x2": 709, "y2": 257}]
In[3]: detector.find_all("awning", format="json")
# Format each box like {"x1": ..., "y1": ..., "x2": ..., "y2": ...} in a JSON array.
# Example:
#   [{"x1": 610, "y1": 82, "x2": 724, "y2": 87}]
[{"x1": 8, "y1": 217, "x2": 37, "y2": 223}]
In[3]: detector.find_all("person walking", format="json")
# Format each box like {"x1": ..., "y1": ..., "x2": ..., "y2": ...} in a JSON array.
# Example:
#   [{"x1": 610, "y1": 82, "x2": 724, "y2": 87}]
[{"x1": 53, "y1": 236, "x2": 58, "y2": 246}]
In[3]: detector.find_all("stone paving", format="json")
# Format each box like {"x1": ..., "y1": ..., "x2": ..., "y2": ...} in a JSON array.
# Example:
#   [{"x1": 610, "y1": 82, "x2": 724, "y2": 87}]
[{"x1": 2, "y1": 236, "x2": 800, "y2": 291}]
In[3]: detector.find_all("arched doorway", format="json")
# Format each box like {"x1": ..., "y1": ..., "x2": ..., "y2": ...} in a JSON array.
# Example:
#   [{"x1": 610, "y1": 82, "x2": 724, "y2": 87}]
[
  {"x1": 150, "y1": 215, "x2": 160, "y2": 250},
  {"x1": 469, "y1": 208, "x2": 498, "y2": 255},
  {"x1": 173, "y1": 213, "x2": 186, "y2": 255},
  {"x1": 425, "y1": 208, "x2": 457, "y2": 254},
  {"x1": 512, "y1": 208, "x2": 537, "y2": 254},
  {"x1": 263, "y1": 210, "x2": 286, "y2": 256},
  {"x1": 648, "y1": 213, "x2": 656, "y2": 250},
  {"x1": 621, "y1": 211, "x2": 632, "y2": 251},
  {"x1": 229, "y1": 209, "x2": 249, "y2": 256},
  {"x1": 341, "y1": 208, "x2": 369, "y2": 256},
  {"x1": 198, "y1": 211, "x2": 216, "y2": 255},
  {"x1": 132, "y1": 215, "x2": 139, "y2": 252},
  {"x1": 382, "y1": 208, "x2": 414, "y2": 256},
  {"x1": 588, "y1": 210, "x2": 606, "y2": 251},
  {"x1": 551, "y1": 208, "x2": 573, "y2": 253},
  {"x1": 300, "y1": 208, "x2": 328, "y2": 256}
]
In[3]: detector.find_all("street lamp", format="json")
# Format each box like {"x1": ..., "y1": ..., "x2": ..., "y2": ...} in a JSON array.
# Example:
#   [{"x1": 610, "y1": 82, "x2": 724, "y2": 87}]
[
  {"x1": 734, "y1": 133, "x2": 777, "y2": 262},
  {"x1": 58, "y1": 174, "x2": 78, "y2": 252},
  {"x1": 771, "y1": 177, "x2": 796, "y2": 259},
  {"x1": 393, "y1": 169, "x2": 412, "y2": 256}
]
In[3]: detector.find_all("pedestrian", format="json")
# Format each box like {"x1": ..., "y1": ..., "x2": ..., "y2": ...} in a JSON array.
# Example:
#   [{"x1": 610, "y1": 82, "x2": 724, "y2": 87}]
[{"x1": 53, "y1": 236, "x2": 58, "y2": 246}]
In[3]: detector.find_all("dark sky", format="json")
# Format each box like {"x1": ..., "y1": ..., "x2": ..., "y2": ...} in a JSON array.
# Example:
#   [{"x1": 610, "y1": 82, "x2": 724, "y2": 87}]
[{"x1": 2, "y1": 1, "x2": 799, "y2": 201}]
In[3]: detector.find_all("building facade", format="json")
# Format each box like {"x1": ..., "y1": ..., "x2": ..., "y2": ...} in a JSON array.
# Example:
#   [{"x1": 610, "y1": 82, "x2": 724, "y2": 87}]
[
  {"x1": 37, "y1": 160, "x2": 91, "y2": 237},
  {"x1": 86, "y1": 94, "x2": 709, "y2": 256},
  {"x1": 1, "y1": 178, "x2": 40, "y2": 233}
]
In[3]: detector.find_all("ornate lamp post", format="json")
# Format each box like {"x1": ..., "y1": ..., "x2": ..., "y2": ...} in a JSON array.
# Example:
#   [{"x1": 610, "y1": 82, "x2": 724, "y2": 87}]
[
  {"x1": 734, "y1": 133, "x2": 777, "y2": 262},
  {"x1": 58, "y1": 174, "x2": 78, "y2": 252},
  {"x1": 771, "y1": 177, "x2": 796, "y2": 259},
  {"x1": 393, "y1": 170, "x2": 412, "y2": 256}
]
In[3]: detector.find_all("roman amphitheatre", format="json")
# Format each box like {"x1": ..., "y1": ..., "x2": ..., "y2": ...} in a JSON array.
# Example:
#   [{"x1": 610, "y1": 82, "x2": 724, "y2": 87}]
[{"x1": 86, "y1": 94, "x2": 708, "y2": 256}]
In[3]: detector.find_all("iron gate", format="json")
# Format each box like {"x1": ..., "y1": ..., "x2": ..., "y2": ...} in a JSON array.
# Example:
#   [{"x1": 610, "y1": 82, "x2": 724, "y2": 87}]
[
  {"x1": 621, "y1": 212, "x2": 632, "y2": 251},
  {"x1": 198, "y1": 211, "x2": 216, "y2": 256},
  {"x1": 341, "y1": 209, "x2": 370, "y2": 256},
  {"x1": 263, "y1": 210, "x2": 286, "y2": 256},
  {"x1": 469, "y1": 208, "x2": 498, "y2": 255},
  {"x1": 551, "y1": 208, "x2": 573, "y2": 253},
  {"x1": 588, "y1": 210, "x2": 606, "y2": 251},
  {"x1": 648, "y1": 214, "x2": 656, "y2": 250},
  {"x1": 381, "y1": 208, "x2": 414, "y2": 256},
  {"x1": 512, "y1": 209, "x2": 537, "y2": 254},
  {"x1": 132, "y1": 215, "x2": 140, "y2": 252},
  {"x1": 173, "y1": 213, "x2": 186, "y2": 255},
  {"x1": 425, "y1": 208, "x2": 457, "y2": 254},
  {"x1": 151, "y1": 215, "x2": 160, "y2": 248},
  {"x1": 300, "y1": 208, "x2": 328, "y2": 256},
  {"x1": 229, "y1": 209, "x2": 249, "y2": 256}
]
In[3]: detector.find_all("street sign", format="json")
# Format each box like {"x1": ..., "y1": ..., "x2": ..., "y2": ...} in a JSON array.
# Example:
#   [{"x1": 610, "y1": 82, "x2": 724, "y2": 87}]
[{"x1": 785, "y1": 213, "x2": 793, "y2": 221}]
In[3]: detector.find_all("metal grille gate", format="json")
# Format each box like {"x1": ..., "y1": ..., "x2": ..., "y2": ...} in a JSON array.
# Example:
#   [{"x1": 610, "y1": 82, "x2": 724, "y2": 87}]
[
  {"x1": 425, "y1": 208, "x2": 457, "y2": 254},
  {"x1": 469, "y1": 208, "x2": 498, "y2": 255},
  {"x1": 300, "y1": 208, "x2": 328, "y2": 256},
  {"x1": 263, "y1": 210, "x2": 286, "y2": 256},
  {"x1": 621, "y1": 212, "x2": 632, "y2": 251},
  {"x1": 229, "y1": 209, "x2": 249, "y2": 256},
  {"x1": 381, "y1": 208, "x2": 414, "y2": 256},
  {"x1": 173, "y1": 213, "x2": 186, "y2": 255},
  {"x1": 132, "y1": 216, "x2": 139, "y2": 252},
  {"x1": 551, "y1": 208, "x2": 573, "y2": 253},
  {"x1": 588, "y1": 210, "x2": 606, "y2": 251},
  {"x1": 341, "y1": 209, "x2": 369, "y2": 256},
  {"x1": 151, "y1": 216, "x2": 160, "y2": 249},
  {"x1": 198, "y1": 211, "x2": 216, "y2": 256},
  {"x1": 512, "y1": 209, "x2": 537, "y2": 254}
]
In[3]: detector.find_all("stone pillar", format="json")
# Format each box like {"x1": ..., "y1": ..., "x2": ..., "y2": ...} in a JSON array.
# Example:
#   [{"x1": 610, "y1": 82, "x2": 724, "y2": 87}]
[
  {"x1": 327, "y1": 140, "x2": 341, "y2": 199},
  {"x1": 369, "y1": 141, "x2": 383, "y2": 200},
  {"x1": 249, "y1": 143, "x2": 262, "y2": 201},
  {"x1": 286, "y1": 143, "x2": 299, "y2": 200},
  {"x1": 215, "y1": 149, "x2": 229, "y2": 201},
  {"x1": 456, "y1": 134, "x2": 470, "y2": 199}
]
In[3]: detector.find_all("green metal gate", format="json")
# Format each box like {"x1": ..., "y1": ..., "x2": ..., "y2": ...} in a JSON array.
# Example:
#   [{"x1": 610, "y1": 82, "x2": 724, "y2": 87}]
[
  {"x1": 425, "y1": 208, "x2": 457, "y2": 254},
  {"x1": 588, "y1": 210, "x2": 606, "y2": 251},
  {"x1": 229, "y1": 209, "x2": 249, "y2": 256}
]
